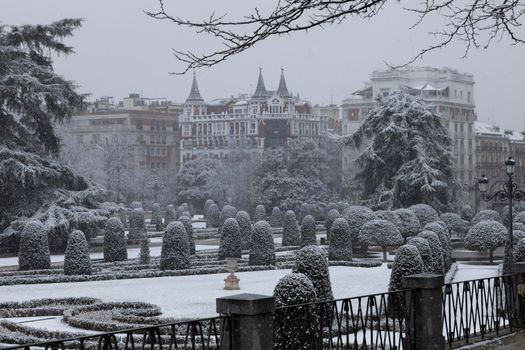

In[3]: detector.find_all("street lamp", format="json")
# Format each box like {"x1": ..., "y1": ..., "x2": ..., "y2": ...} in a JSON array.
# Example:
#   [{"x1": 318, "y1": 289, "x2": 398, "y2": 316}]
[
  {"x1": 478, "y1": 156, "x2": 525, "y2": 273},
  {"x1": 146, "y1": 175, "x2": 165, "y2": 204}
]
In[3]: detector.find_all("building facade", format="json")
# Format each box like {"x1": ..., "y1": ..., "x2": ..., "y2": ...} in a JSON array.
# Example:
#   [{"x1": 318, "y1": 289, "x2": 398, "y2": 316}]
[
  {"x1": 341, "y1": 67, "x2": 477, "y2": 187},
  {"x1": 179, "y1": 69, "x2": 329, "y2": 163}
]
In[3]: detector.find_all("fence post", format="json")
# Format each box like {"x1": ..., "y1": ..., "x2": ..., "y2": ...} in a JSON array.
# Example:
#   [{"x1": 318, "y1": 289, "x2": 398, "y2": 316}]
[
  {"x1": 402, "y1": 273, "x2": 445, "y2": 350},
  {"x1": 513, "y1": 262, "x2": 525, "y2": 326},
  {"x1": 216, "y1": 293, "x2": 275, "y2": 350}
]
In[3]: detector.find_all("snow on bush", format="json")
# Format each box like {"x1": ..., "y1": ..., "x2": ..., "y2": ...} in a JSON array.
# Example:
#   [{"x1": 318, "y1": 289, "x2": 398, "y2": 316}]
[
  {"x1": 328, "y1": 218, "x2": 352, "y2": 261},
  {"x1": 461, "y1": 205, "x2": 475, "y2": 222},
  {"x1": 471, "y1": 210, "x2": 502, "y2": 225},
  {"x1": 235, "y1": 210, "x2": 252, "y2": 250},
  {"x1": 273, "y1": 273, "x2": 318, "y2": 350},
  {"x1": 206, "y1": 203, "x2": 220, "y2": 228},
  {"x1": 503, "y1": 204, "x2": 525, "y2": 226},
  {"x1": 300, "y1": 215, "x2": 317, "y2": 247},
  {"x1": 358, "y1": 219, "x2": 403, "y2": 261},
  {"x1": 139, "y1": 239, "x2": 151, "y2": 265},
  {"x1": 282, "y1": 210, "x2": 300, "y2": 246},
  {"x1": 117, "y1": 207, "x2": 127, "y2": 228},
  {"x1": 218, "y1": 218, "x2": 242, "y2": 259},
  {"x1": 417, "y1": 231, "x2": 444, "y2": 274},
  {"x1": 440, "y1": 213, "x2": 469, "y2": 237},
  {"x1": 253, "y1": 204, "x2": 267, "y2": 223},
  {"x1": 516, "y1": 238, "x2": 525, "y2": 263},
  {"x1": 336, "y1": 201, "x2": 350, "y2": 216},
  {"x1": 424, "y1": 221, "x2": 453, "y2": 271},
  {"x1": 513, "y1": 230, "x2": 525, "y2": 244},
  {"x1": 299, "y1": 202, "x2": 312, "y2": 222},
  {"x1": 64, "y1": 230, "x2": 91, "y2": 275},
  {"x1": 515, "y1": 211, "x2": 525, "y2": 226},
  {"x1": 151, "y1": 203, "x2": 163, "y2": 231},
  {"x1": 103, "y1": 217, "x2": 127, "y2": 262},
  {"x1": 309, "y1": 202, "x2": 326, "y2": 221},
  {"x1": 249, "y1": 220, "x2": 275, "y2": 266},
  {"x1": 325, "y1": 209, "x2": 341, "y2": 242},
  {"x1": 342, "y1": 206, "x2": 376, "y2": 246},
  {"x1": 177, "y1": 203, "x2": 190, "y2": 217},
  {"x1": 465, "y1": 220, "x2": 506, "y2": 263},
  {"x1": 292, "y1": 245, "x2": 334, "y2": 302},
  {"x1": 18, "y1": 220, "x2": 51, "y2": 271},
  {"x1": 219, "y1": 205, "x2": 237, "y2": 229},
  {"x1": 374, "y1": 210, "x2": 402, "y2": 228},
  {"x1": 406, "y1": 237, "x2": 433, "y2": 273},
  {"x1": 393, "y1": 208, "x2": 421, "y2": 239},
  {"x1": 160, "y1": 221, "x2": 191, "y2": 270},
  {"x1": 203, "y1": 199, "x2": 215, "y2": 216},
  {"x1": 164, "y1": 204, "x2": 177, "y2": 225},
  {"x1": 128, "y1": 208, "x2": 146, "y2": 241},
  {"x1": 179, "y1": 215, "x2": 196, "y2": 255},
  {"x1": 270, "y1": 207, "x2": 283, "y2": 227},
  {"x1": 408, "y1": 204, "x2": 439, "y2": 227},
  {"x1": 326, "y1": 202, "x2": 337, "y2": 213}
]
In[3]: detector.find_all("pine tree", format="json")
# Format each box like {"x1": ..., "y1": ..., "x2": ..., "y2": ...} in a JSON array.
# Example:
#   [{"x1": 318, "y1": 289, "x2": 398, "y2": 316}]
[{"x1": 64, "y1": 230, "x2": 92, "y2": 275}]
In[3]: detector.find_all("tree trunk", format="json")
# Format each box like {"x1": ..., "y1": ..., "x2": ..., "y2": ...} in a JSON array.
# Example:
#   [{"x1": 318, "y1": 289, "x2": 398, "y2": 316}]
[{"x1": 489, "y1": 249, "x2": 494, "y2": 264}]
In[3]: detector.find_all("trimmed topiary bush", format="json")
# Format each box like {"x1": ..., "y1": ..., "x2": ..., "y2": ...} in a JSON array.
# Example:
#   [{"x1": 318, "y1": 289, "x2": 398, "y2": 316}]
[
  {"x1": 515, "y1": 211, "x2": 525, "y2": 226},
  {"x1": 164, "y1": 204, "x2": 177, "y2": 225},
  {"x1": 374, "y1": 210, "x2": 402, "y2": 228},
  {"x1": 326, "y1": 202, "x2": 338, "y2": 213},
  {"x1": 503, "y1": 204, "x2": 525, "y2": 226},
  {"x1": 418, "y1": 231, "x2": 444, "y2": 274},
  {"x1": 270, "y1": 207, "x2": 283, "y2": 227},
  {"x1": 408, "y1": 204, "x2": 439, "y2": 227},
  {"x1": 406, "y1": 237, "x2": 433, "y2": 273},
  {"x1": 18, "y1": 220, "x2": 51, "y2": 271},
  {"x1": 130, "y1": 201, "x2": 142, "y2": 209},
  {"x1": 440, "y1": 213, "x2": 469, "y2": 237},
  {"x1": 249, "y1": 221, "x2": 275, "y2": 266},
  {"x1": 342, "y1": 206, "x2": 376, "y2": 250},
  {"x1": 203, "y1": 199, "x2": 215, "y2": 216},
  {"x1": 160, "y1": 221, "x2": 190, "y2": 270},
  {"x1": 218, "y1": 218, "x2": 242, "y2": 259},
  {"x1": 64, "y1": 230, "x2": 91, "y2": 275},
  {"x1": 325, "y1": 209, "x2": 341, "y2": 242},
  {"x1": 465, "y1": 220, "x2": 506, "y2": 263},
  {"x1": 138, "y1": 239, "x2": 151, "y2": 265},
  {"x1": 328, "y1": 218, "x2": 352, "y2": 261},
  {"x1": 461, "y1": 205, "x2": 474, "y2": 222},
  {"x1": 471, "y1": 210, "x2": 502, "y2": 225},
  {"x1": 253, "y1": 205, "x2": 266, "y2": 223},
  {"x1": 235, "y1": 211, "x2": 252, "y2": 250},
  {"x1": 512, "y1": 230, "x2": 525, "y2": 244},
  {"x1": 516, "y1": 238, "x2": 525, "y2": 263},
  {"x1": 179, "y1": 215, "x2": 196, "y2": 255},
  {"x1": 219, "y1": 205, "x2": 237, "y2": 230},
  {"x1": 394, "y1": 208, "x2": 421, "y2": 240},
  {"x1": 358, "y1": 219, "x2": 403, "y2": 261},
  {"x1": 273, "y1": 273, "x2": 318, "y2": 350},
  {"x1": 117, "y1": 207, "x2": 127, "y2": 228},
  {"x1": 292, "y1": 245, "x2": 334, "y2": 302},
  {"x1": 206, "y1": 204, "x2": 220, "y2": 228},
  {"x1": 300, "y1": 215, "x2": 317, "y2": 247},
  {"x1": 151, "y1": 203, "x2": 163, "y2": 231},
  {"x1": 103, "y1": 217, "x2": 127, "y2": 263},
  {"x1": 282, "y1": 210, "x2": 300, "y2": 246},
  {"x1": 336, "y1": 201, "x2": 350, "y2": 216},
  {"x1": 299, "y1": 203, "x2": 312, "y2": 222},
  {"x1": 424, "y1": 221, "x2": 453, "y2": 271},
  {"x1": 128, "y1": 208, "x2": 146, "y2": 241}
]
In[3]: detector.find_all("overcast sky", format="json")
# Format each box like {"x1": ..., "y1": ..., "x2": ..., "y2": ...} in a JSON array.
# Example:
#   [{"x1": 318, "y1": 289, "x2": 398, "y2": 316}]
[{"x1": 3, "y1": 0, "x2": 525, "y2": 130}]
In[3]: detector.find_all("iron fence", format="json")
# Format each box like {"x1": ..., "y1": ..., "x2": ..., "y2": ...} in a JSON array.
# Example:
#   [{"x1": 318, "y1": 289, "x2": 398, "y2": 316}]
[
  {"x1": 274, "y1": 289, "x2": 414, "y2": 350},
  {"x1": 442, "y1": 274, "x2": 519, "y2": 348},
  {"x1": 0, "y1": 316, "x2": 231, "y2": 350}
]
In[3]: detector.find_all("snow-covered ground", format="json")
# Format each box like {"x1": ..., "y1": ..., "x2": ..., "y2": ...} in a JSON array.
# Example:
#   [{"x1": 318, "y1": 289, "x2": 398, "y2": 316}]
[{"x1": 451, "y1": 263, "x2": 500, "y2": 283}]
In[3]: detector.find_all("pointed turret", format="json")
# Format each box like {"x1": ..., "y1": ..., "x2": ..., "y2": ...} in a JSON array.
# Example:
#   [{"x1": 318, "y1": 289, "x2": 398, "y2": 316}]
[
  {"x1": 252, "y1": 68, "x2": 269, "y2": 98},
  {"x1": 186, "y1": 71, "x2": 204, "y2": 102},
  {"x1": 277, "y1": 68, "x2": 290, "y2": 97}
]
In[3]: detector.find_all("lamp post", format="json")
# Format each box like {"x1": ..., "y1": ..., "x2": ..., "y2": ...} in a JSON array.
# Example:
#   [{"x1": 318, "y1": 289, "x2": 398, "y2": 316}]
[
  {"x1": 478, "y1": 157, "x2": 525, "y2": 273},
  {"x1": 146, "y1": 174, "x2": 165, "y2": 204}
]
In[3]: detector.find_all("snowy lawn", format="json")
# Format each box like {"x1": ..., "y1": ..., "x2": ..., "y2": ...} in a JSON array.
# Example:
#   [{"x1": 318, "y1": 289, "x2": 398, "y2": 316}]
[{"x1": 451, "y1": 263, "x2": 500, "y2": 283}]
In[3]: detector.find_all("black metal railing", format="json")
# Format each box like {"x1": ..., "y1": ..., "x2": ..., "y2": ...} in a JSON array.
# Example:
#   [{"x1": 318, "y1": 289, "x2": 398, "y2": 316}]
[
  {"x1": 274, "y1": 289, "x2": 414, "y2": 350},
  {"x1": 0, "y1": 316, "x2": 231, "y2": 350},
  {"x1": 442, "y1": 274, "x2": 519, "y2": 348}
]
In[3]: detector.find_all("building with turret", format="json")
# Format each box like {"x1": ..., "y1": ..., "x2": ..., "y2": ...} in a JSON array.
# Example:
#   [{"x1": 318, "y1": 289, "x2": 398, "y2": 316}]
[{"x1": 179, "y1": 69, "x2": 329, "y2": 163}]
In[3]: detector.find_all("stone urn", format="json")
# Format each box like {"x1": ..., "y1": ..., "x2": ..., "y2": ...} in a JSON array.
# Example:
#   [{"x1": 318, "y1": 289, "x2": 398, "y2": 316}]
[{"x1": 224, "y1": 257, "x2": 240, "y2": 290}]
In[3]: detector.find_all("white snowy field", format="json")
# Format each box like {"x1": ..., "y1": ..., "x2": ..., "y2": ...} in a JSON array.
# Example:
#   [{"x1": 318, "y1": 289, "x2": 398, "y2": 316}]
[{"x1": 451, "y1": 263, "x2": 500, "y2": 282}]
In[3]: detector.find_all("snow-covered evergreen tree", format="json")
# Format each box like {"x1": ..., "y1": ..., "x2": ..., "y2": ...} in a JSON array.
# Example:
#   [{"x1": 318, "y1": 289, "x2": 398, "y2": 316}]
[
  {"x1": 406, "y1": 237, "x2": 433, "y2": 273},
  {"x1": 139, "y1": 238, "x2": 151, "y2": 265},
  {"x1": 471, "y1": 210, "x2": 502, "y2": 225},
  {"x1": 130, "y1": 201, "x2": 142, "y2": 209},
  {"x1": 151, "y1": 203, "x2": 163, "y2": 231},
  {"x1": 328, "y1": 218, "x2": 352, "y2": 261},
  {"x1": 465, "y1": 220, "x2": 506, "y2": 263},
  {"x1": 270, "y1": 207, "x2": 283, "y2": 227},
  {"x1": 516, "y1": 238, "x2": 525, "y2": 263},
  {"x1": 408, "y1": 204, "x2": 439, "y2": 227},
  {"x1": 219, "y1": 205, "x2": 237, "y2": 230},
  {"x1": 394, "y1": 208, "x2": 421, "y2": 240},
  {"x1": 64, "y1": 230, "x2": 92, "y2": 275},
  {"x1": 173, "y1": 158, "x2": 219, "y2": 210},
  {"x1": 461, "y1": 205, "x2": 475, "y2": 222},
  {"x1": 282, "y1": 210, "x2": 300, "y2": 246},
  {"x1": 160, "y1": 221, "x2": 191, "y2": 270},
  {"x1": 253, "y1": 205, "x2": 267, "y2": 223},
  {"x1": 179, "y1": 215, "x2": 196, "y2": 255},
  {"x1": 164, "y1": 204, "x2": 177, "y2": 225},
  {"x1": 514, "y1": 211, "x2": 525, "y2": 226},
  {"x1": 203, "y1": 199, "x2": 215, "y2": 216},
  {"x1": 218, "y1": 218, "x2": 242, "y2": 259},
  {"x1": 103, "y1": 217, "x2": 127, "y2": 262},
  {"x1": 206, "y1": 203, "x2": 220, "y2": 228},
  {"x1": 424, "y1": 221, "x2": 453, "y2": 270},
  {"x1": 273, "y1": 273, "x2": 318, "y2": 350},
  {"x1": 336, "y1": 201, "x2": 350, "y2": 216},
  {"x1": 417, "y1": 231, "x2": 444, "y2": 274},
  {"x1": 343, "y1": 92, "x2": 458, "y2": 210},
  {"x1": 300, "y1": 215, "x2": 317, "y2": 247},
  {"x1": 235, "y1": 210, "x2": 252, "y2": 250},
  {"x1": 503, "y1": 204, "x2": 525, "y2": 226},
  {"x1": 18, "y1": 220, "x2": 51, "y2": 271},
  {"x1": 342, "y1": 206, "x2": 376, "y2": 244},
  {"x1": 249, "y1": 221, "x2": 275, "y2": 266},
  {"x1": 128, "y1": 208, "x2": 146, "y2": 241},
  {"x1": 440, "y1": 213, "x2": 469, "y2": 237},
  {"x1": 389, "y1": 244, "x2": 424, "y2": 292},
  {"x1": 358, "y1": 219, "x2": 403, "y2": 261},
  {"x1": 292, "y1": 245, "x2": 334, "y2": 302},
  {"x1": 325, "y1": 209, "x2": 341, "y2": 242},
  {"x1": 374, "y1": 210, "x2": 402, "y2": 227}
]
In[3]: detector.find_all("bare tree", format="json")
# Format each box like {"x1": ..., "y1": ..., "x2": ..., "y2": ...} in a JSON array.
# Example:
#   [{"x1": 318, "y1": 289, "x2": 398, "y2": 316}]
[{"x1": 147, "y1": 0, "x2": 525, "y2": 74}]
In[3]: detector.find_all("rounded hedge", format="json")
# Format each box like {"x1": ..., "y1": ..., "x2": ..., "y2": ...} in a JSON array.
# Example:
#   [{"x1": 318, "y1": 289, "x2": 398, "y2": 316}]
[
  {"x1": 219, "y1": 218, "x2": 242, "y2": 259},
  {"x1": 204, "y1": 199, "x2": 215, "y2": 216},
  {"x1": 325, "y1": 209, "x2": 341, "y2": 242},
  {"x1": 328, "y1": 218, "x2": 352, "y2": 261},
  {"x1": 64, "y1": 230, "x2": 92, "y2": 275},
  {"x1": 219, "y1": 205, "x2": 237, "y2": 229},
  {"x1": 160, "y1": 221, "x2": 191, "y2": 270},
  {"x1": 179, "y1": 215, "x2": 196, "y2": 255},
  {"x1": 299, "y1": 203, "x2": 312, "y2": 222},
  {"x1": 151, "y1": 203, "x2": 163, "y2": 231},
  {"x1": 282, "y1": 210, "x2": 300, "y2": 246},
  {"x1": 249, "y1": 221, "x2": 275, "y2": 266},
  {"x1": 342, "y1": 206, "x2": 376, "y2": 242},
  {"x1": 130, "y1": 201, "x2": 142, "y2": 209},
  {"x1": 206, "y1": 204, "x2": 220, "y2": 228},
  {"x1": 471, "y1": 210, "x2": 502, "y2": 225},
  {"x1": 300, "y1": 215, "x2": 317, "y2": 247},
  {"x1": 408, "y1": 204, "x2": 439, "y2": 227},
  {"x1": 515, "y1": 211, "x2": 525, "y2": 226},
  {"x1": 465, "y1": 220, "x2": 506, "y2": 259},
  {"x1": 516, "y1": 238, "x2": 525, "y2": 263},
  {"x1": 336, "y1": 201, "x2": 350, "y2": 216},
  {"x1": 103, "y1": 217, "x2": 128, "y2": 263},
  {"x1": 139, "y1": 238, "x2": 151, "y2": 265},
  {"x1": 164, "y1": 204, "x2": 177, "y2": 225},
  {"x1": 18, "y1": 220, "x2": 51, "y2": 271},
  {"x1": 358, "y1": 219, "x2": 403, "y2": 260},
  {"x1": 461, "y1": 205, "x2": 475, "y2": 222},
  {"x1": 128, "y1": 208, "x2": 146, "y2": 241},
  {"x1": 440, "y1": 213, "x2": 469, "y2": 237},
  {"x1": 235, "y1": 211, "x2": 252, "y2": 250},
  {"x1": 394, "y1": 208, "x2": 421, "y2": 239},
  {"x1": 270, "y1": 207, "x2": 283, "y2": 227},
  {"x1": 292, "y1": 245, "x2": 333, "y2": 302},
  {"x1": 253, "y1": 205, "x2": 266, "y2": 223},
  {"x1": 389, "y1": 244, "x2": 424, "y2": 292},
  {"x1": 374, "y1": 210, "x2": 402, "y2": 228},
  {"x1": 417, "y1": 231, "x2": 444, "y2": 274},
  {"x1": 406, "y1": 237, "x2": 433, "y2": 273},
  {"x1": 423, "y1": 221, "x2": 453, "y2": 271}
]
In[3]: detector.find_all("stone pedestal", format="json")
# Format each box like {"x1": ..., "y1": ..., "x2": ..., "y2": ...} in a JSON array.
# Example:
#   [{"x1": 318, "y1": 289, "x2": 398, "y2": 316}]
[{"x1": 224, "y1": 257, "x2": 240, "y2": 290}]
